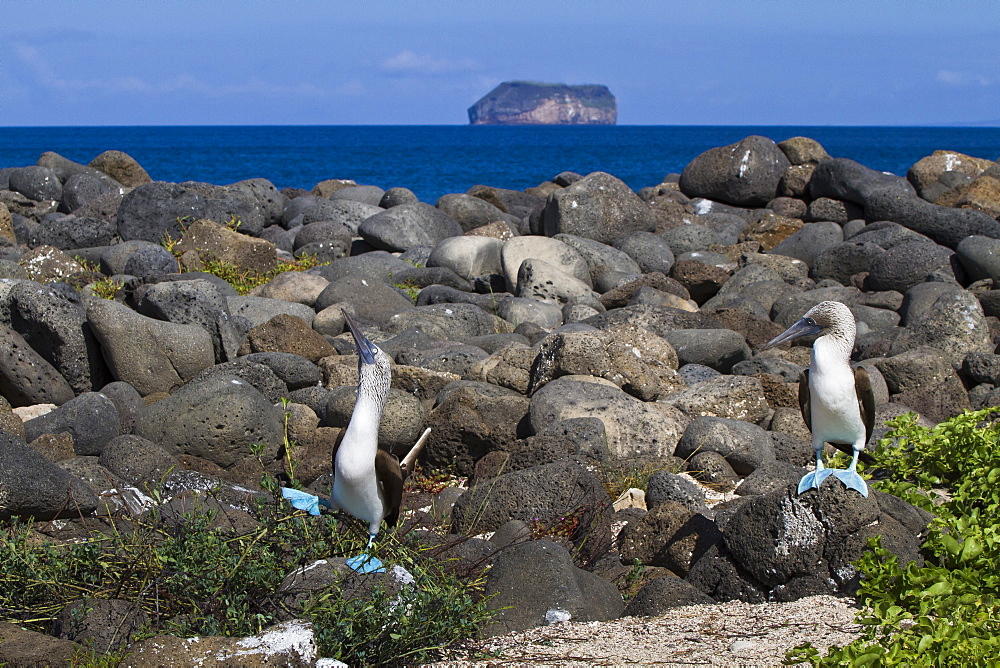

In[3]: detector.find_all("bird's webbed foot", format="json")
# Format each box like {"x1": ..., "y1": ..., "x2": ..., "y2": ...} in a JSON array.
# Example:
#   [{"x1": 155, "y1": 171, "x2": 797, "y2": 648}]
[
  {"x1": 346, "y1": 553, "x2": 385, "y2": 573},
  {"x1": 827, "y1": 469, "x2": 869, "y2": 497}
]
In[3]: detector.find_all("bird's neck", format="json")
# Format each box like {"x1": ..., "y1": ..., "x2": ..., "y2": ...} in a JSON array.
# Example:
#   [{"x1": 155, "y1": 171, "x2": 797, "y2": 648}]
[
  {"x1": 812, "y1": 331, "x2": 854, "y2": 372},
  {"x1": 339, "y1": 389, "x2": 384, "y2": 473}
]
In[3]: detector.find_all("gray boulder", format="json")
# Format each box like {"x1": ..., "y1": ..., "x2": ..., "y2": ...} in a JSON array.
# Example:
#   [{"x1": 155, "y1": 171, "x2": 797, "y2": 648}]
[
  {"x1": 436, "y1": 193, "x2": 515, "y2": 232},
  {"x1": 85, "y1": 297, "x2": 215, "y2": 396},
  {"x1": 133, "y1": 279, "x2": 243, "y2": 363},
  {"x1": 623, "y1": 577, "x2": 715, "y2": 616},
  {"x1": 330, "y1": 184, "x2": 385, "y2": 206},
  {"x1": 542, "y1": 172, "x2": 656, "y2": 243},
  {"x1": 60, "y1": 173, "x2": 117, "y2": 214},
  {"x1": 226, "y1": 295, "x2": 316, "y2": 328},
  {"x1": 530, "y1": 377, "x2": 689, "y2": 459},
  {"x1": 100, "y1": 240, "x2": 177, "y2": 280},
  {"x1": 769, "y1": 222, "x2": 844, "y2": 267},
  {"x1": 7, "y1": 281, "x2": 110, "y2": 394},
  {"x1": 676, "y1": 417, "x2": 775, "y2": 476},
  {"x1": 117, "y1": 181, "x2": 264, "y2": 242},
  {"x1": 613, "y1": 231, "x2": 675, "y2": 275},
  {"x1": 0, "y1": 431, "x2": 99, "y2": 520},
  {"x1": 0, "y1": 322, "x2": 75, "y2": 406},
  {"x1": 501, "y1": 235, "x2": 592, "y2": 290},
  {"x1": 137, "y1": 373, "x2": 283, "y2": 468},
  {"x1": 808, "y1": 158, "x2": 915, "y2": 205},
  {"x1": 226, "y1": 178, "x2": 286, "y2": 227},
  {"x1": 619, "y1": 501, "x2": 721, "y2": 576},
  {"x1": 679, "y1": 136, "x2": 790, "y2": 207},
  {"x1": 956, "y1": 235, "x2": 1000, "y2": 283},
  {"x1": 482, "y1": 540, "x2": 624, "y2": 636},
  {"x1": 863, "y1": 240, "x2": 959, "y2": 293},
  {"x1": 812, "y1": 241, "x2": 886, "y2": 285},
  {"x1": 9, "y1": 166, "x2": 63, "y2": 202},
  {"x1": 645, "y1": 471, "x2": 710, "y2": 514},
  {"x1": 661, "y1": 329, "x2": 751, "y2": 374},
  {"x1": 555, "y1": 233, "x2": 642, "y2": 283},
  {"x1": 314, "y1": 277, "x2": 415, "y2": 326},
  {"x1": 385, "y1": 303, "x2": 509, "y2": 341},
  {"x1": 661, "y1": 376, "x2": 772, "y2": 426},
  {"x1": 865, "y1": 189, "x2": 1000, "y2": 249},
  {"x1": 34, "y1": 215, "x2": 115, "y2": 250},
  {"x1": 427, "y1": 236, "x2": 503, "y2": 280},
  {"x1": 358, "y1": 202, "x2": 462, "y2": 251},
  {"x1": 890, "y1": 286, "x2": 993, "y2": 364},
  {"x1": 23, "y1": 392, "x2": 120, "y2": 456}
]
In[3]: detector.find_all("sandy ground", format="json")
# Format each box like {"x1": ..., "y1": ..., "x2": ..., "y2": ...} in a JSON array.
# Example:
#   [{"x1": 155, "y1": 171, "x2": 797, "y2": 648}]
[{"x1": 430, "y1": 595, "x2": 861, "y2": 667}]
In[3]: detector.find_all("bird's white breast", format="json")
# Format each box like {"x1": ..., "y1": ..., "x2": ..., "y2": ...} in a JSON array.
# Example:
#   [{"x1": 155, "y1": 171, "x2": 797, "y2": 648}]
[{"x1": 809, "y1": 340, "x2": 865, "y2": 446}]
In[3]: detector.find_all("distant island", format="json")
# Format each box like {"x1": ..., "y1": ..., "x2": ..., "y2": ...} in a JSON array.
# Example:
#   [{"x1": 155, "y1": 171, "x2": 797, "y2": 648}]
[{"x1": 468, "y1": 81, "x2": 617, "y2": 126}]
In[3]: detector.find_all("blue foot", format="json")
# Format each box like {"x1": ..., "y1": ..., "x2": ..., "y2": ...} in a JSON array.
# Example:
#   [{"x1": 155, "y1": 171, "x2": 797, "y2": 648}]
[
  {"x1": 828, "y1": 469, "x2": 869, "y2": 497},
  {"x1": 281, "y1": 487, "x2": 321, "y2": 515},
  {"x1": 346, "y1": 553, "x2": 385, "y2": 574},
  {"x1": 797, "y1": 470, "x2": 825, "y2": 494}
]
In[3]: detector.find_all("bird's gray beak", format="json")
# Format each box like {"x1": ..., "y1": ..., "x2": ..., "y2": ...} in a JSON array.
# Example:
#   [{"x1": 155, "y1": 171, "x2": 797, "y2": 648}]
[
  {"x1": 763, "y1": 318, "x2": 822, "y2": 349},
  {"x1": 343, "y1": 310, "x2": 377, "y2": 365}
]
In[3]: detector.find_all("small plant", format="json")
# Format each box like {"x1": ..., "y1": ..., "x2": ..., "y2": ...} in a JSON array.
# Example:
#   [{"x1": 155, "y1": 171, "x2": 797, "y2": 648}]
[
  {"x1": 391, "y1": 280, "x2": 421, "y2": 302},
  {"x1": 786, "y1": 408, "x2": 1000, "y2": 666},
  {"x1": 89, "y1": 277, "x2": 122, "y2": 300},
  {"x1": 406, "y1": 464, "x2": 466, "y2": 495}
]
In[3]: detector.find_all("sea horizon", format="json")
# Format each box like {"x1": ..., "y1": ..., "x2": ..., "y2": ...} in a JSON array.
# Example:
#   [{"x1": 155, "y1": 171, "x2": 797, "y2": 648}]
[{"x1": 2, "y1": 124, "x2": 997, "y2": 203}]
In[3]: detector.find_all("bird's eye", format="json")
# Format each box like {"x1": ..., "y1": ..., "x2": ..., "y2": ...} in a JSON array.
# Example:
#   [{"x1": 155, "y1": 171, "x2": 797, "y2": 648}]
[{"x1": 804, "y1": 317, "x2": 816, "y2": 326}]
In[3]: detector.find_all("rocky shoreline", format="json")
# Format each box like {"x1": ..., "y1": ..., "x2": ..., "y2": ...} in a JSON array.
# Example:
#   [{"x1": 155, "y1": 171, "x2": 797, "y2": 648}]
[{"x1": 0, "y1": 135, "x2": 999, "y2": 665}]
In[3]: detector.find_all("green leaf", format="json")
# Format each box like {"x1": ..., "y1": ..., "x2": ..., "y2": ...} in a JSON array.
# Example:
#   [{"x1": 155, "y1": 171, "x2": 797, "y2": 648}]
[{"x1": 959, "y1": 536, "x2": 984, "y2": 563}]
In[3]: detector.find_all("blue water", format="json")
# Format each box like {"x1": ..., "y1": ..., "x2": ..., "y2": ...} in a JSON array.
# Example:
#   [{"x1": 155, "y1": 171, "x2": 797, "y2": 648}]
[{"x1": 1, "y1": 126, "x2": 998, "y2": 203}]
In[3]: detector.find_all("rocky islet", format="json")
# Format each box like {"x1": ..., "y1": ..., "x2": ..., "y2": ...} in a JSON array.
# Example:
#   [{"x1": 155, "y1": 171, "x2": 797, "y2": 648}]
[{"x1": 0, "y1": 136, "x2": 998, "y2": 663}]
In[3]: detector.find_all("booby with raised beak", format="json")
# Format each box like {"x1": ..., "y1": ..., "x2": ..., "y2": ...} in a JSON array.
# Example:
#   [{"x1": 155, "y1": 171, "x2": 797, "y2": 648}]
[
  {"x1": 763, "y1": 300, "x2": 875, "y2": 497},
  {"x1": 282, "y1": 311, "x2": 429, "y2": 572}
]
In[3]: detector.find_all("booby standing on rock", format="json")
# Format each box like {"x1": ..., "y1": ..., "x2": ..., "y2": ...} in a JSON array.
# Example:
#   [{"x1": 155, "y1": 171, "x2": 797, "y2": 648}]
[
  {"x1": 282, "y1": 311, "x2": 429, "y2": 573},
  {"x1": 763, "y1": 300, "x2": 875, "y2": 497}
]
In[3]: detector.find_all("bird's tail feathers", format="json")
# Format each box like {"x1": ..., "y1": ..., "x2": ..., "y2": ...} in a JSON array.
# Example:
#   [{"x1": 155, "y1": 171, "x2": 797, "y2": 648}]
[{"x1": 399, "y1": 427, "x2": 431, "y2": 480}]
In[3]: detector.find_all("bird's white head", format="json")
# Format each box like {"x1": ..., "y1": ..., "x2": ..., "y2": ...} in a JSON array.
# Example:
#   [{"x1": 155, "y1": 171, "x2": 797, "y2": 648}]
[
  {"x1": 342, "y1": 310, "x2": 392, "y2": 400},
  {"x1": 764, "y1": 300, "x2": 856, "y2": 349}
]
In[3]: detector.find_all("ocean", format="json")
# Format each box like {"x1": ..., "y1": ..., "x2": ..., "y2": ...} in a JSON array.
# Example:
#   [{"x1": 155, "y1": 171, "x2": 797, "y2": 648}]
[{"x1": 1, "y1": 125, "x2": 998, "y2": 204}]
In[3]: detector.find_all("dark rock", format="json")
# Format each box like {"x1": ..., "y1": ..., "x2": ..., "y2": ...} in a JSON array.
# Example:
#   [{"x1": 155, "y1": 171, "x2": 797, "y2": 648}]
[
  {"x1": 359, "y1": 202, "x2": 462, "y2": 252},
  {"x1": 242, "y1": 352, "x2": 321, "y2": 390},
  {"x1": 85, "y1": 297, "x2": 215, "y2": 396},
  {"x1": 192, "y1": 359, "x2": 287, "y2": 403},
  {"x1": 661, "y1": 329, "x2": 750, "y2": 374},
  {"x1": 331, "y1": 184, "x2": 385, "y2": 206},
  {"x1": 863, "y1": 240, "x2": 959, "y2": 293},
  {"x1": 956, "y1": 235, "x2": 1000, "y2": 283},
  {"x1": 645, "y1": 471, "x2": 709, "y2": 514},
  {"x1": 612, "y1": 231, "x2": 675, "y2": 275},
  {"x1": 98, "y1": 381, "x2": 143, "y2": 435},
  {"x1": 864, "y1": 189, "x2": 1000, "y2": 249},
  {"x1": 133, "y1": 278, "x2": 243, "y2": 363},
  {"x1": 769, "y1": 222, "x2": 843, "y2": 267},
  {"x1": 619, "y1": 501, "x2": 722, "y2": 576},
  {"x1": 101, "y1": 239, "x2": 177, "y2": 280},
  {"x1": 452, "y1": 461, "x2": 614, "y2": 564},
  {"x1": 385, "y1": 302, "x2": 508, "y2": 341},
  {"x1": 687, "y1": 450, "x2": 740, "y2": 489},
  {"x1": 808, "y1": 158, "x2": 915, "y2": 205},
  {"x1": 812, "y1": 241, "x2": 886, "y2": 285},
  {"x1": 734, "y1": 460, "x2": 808, "y2": 497},
  {"x1": 675, "y1": 417, "x2": 774, "y2": 476},
  {"x1": 543, "y1": 172, "x2": 656, "y2": 243},
  {"x1": 137, "y1": 373, "x2": 283, "y2": 469},
  {"x1": 117, "y1": 181, "x2": 264, "y2": 242},
  {"x1": 623, "y1": 576, "x2": 715, "y2": 616},
  {"x1": 482, "y1": 540, "x2": 624, "y2": 637},
  {"x1": 659, "y1": 224, "x2": 719, "y2": 255},
  {"x1": 9, "y1": 165, "x2": 63, "y2": 201},
  {"x1": 0, "y1": 431, "x2": 99, "y2": 520},
  {"x1": 380, "y1": 187, "x2": 419, "y2": 207},
  {"x1": 23, "y1": 392, "x2": 120, "y2": 457},
  {"x1": 679, "y1": 135, "x2": 790, "y2": 207},
  {"x1": 98, "y1": 434, "x2": 179, "y2": 488},
  {"x1": 0, "y1": 322, "x2": 75, "y2": 407},
  {"x1": 7, "y1": 281, "x2": 110, "y2": 394}
]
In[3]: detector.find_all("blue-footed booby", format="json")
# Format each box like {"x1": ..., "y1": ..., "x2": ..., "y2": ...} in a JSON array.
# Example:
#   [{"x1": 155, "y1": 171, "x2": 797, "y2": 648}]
[
  {"x1": 763, "y1": 300, "x2": 875, "y2": 497},
  {"x1": 282, "y1": 311, "x2": 430, "y2": 572}
]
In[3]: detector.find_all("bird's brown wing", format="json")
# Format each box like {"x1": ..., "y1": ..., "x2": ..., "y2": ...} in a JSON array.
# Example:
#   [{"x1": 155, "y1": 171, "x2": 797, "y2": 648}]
[
  {"x1": 798, "y1": 369, "x2": 811, "y2": 432},
  {"x1": 855, "y1": 366, "x2": 876, "y2": 446},
  {"x1": 374, "y1": 449, "x2": 404, "y2": 528},
  {"x1": 329, "y1": 427, "x2": 347, "y2": 481}
]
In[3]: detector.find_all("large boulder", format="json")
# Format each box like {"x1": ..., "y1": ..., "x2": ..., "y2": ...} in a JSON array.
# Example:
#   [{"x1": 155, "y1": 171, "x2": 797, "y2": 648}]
[
  {"x1": 0, "y1": 322, "x2": 75, "y2": 407},
  {"x1": 529, "y1": 377, "x2": 689, "y2": 460},
  {"x1": 0, "y1": 431, "x2": 99, "y2": 520},
  {"x1": 679, "y1": 136, "x2": 791, "y2": 207},
  {"x1": 542, "y1": 172, "x2": 657, "y2": 243},
  {"x1": 137, "y1": 373, "x2": 283, "y2": 469},
  {"x1": 358, "y1": 202, "x2": 462, "y2": 251},
  {"x1": 481, "y1": 540, "x2": 624, "y2": 636},
  {"x1": 86, "y1": 298, "x2": 215, "y2": 396},
  {"x1": 117, "y1": 182, "x2": 266, "y2": 242},
  {"x1": 864, "y1": 189, "x2": 1000, "y2": 249},
  {"x1": 808, "y1": 158, "x2": 915, "y2": 205}
]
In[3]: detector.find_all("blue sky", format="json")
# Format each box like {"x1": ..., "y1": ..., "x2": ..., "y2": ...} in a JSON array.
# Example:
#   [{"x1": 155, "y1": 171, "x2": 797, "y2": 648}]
[{"x1": 2, "y1": 0, "x2": 998, "y2": 126}]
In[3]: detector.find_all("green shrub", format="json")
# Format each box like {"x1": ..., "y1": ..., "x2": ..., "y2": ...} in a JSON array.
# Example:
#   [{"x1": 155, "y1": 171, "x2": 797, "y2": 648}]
[
  {"x1": 0, "y1": 469, "x2": 491, "y2": 663},
  {"x1": 786, "y1": 408, "x2": 1000, "y2": 666}
]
